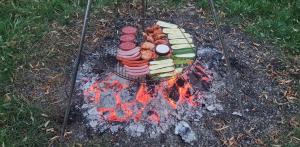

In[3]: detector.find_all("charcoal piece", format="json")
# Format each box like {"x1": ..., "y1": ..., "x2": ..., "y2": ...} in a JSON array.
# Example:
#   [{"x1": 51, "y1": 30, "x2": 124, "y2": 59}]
[
  {"x1": 169, "y1": 85, "x2": 179, "y2": 102},
  {"x1": 176, "y1": 78, "x2": 185, "y2": 87}
]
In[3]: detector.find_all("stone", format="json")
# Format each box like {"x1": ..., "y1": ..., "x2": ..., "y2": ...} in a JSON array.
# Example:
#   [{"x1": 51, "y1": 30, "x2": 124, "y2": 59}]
[{"x1": 175, "y1": 121, "x2": 197, "y2": 144}]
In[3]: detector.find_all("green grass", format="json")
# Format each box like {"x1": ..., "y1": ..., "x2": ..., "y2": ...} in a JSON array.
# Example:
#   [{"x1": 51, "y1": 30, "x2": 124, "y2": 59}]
[
  {"x1": 0, "y1": 0, "x2": 117, "y2": 146},
  {"x1": 0, "y1": 95, "x2": 54, "y2": 146},
  {"x1": 196, "y1": 0, "x2": 300, "y2": 54}
]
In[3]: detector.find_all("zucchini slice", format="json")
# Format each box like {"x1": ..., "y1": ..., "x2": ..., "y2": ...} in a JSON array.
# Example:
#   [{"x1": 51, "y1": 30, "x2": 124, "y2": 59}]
[
  {"x1": 172, "y1": 44, "x2": 195, "y2": 49},
  {"x1": 173, "y1": 48, "x2": 194, "y2": 54},
  {"x1": 169, "y1": 38, "x2": 193, "y2": 45},
  {"x1": 174, "y1": 53, "x2": 196, "y2": 58},
  {"x1": 150, "y1": 59, "x2": 173, "y2": 65},
  {"x1": 174, "y1": 59, "x2": 194, "y2": 65},
  {"x1": 150, "y1": 66, "x2": 175, "y2": 75},
  {"x1": 163, "y1": 28, "x2": 185, "y2": 34},
  {"x1": 157, "y1": 21, "x2": 178, "y2": 28},
  {"x1": 168, "y1": 33, "x2": 192, "y2": 39},
  {"x1": 149, "y1": 62, "x2": 174, "y2": 70}
]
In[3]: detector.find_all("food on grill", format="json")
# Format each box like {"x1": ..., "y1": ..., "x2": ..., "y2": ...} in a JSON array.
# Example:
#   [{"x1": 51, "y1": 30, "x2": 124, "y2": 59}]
[
  {"x1": 171, "y1": 44, "x2": 195, "y2": 49},
  {"x1": 141, "y1": 42, "x2": 155, "y2": 50},
  {"x1": 122, "y1": 26, "x2": 138, "y2": 35},
  {"x1": 141, "y1": 50, "x2": 155, "y2": 61},
  {"x1": 119, "y1": 42, "x2": 136, "y2": 51},
  {"x1": 150, "y1": 66, "x2": 175, "y2": 75},
  {"x1": 120, "y1": 34, "x2": 135, "y2": 43},
  {"x1": 117, "y1": 51, "x2": 140, "y2": 59},
  {"x1": 163, "y1": 28, "x2": 185, "y2": 34},
  {"x1": 157, "y1": 68, "x2": 183, "y2": 78},
  {"x1": 121, "y1": 61, "x2": 148, "y2": 67},
  {"x1": 127, "y1": 70, "x2": 149, "y2": 76},
  {"x1": 155, "y1": 44, "x2": 170, "y2": 56},
  {"x1": 172, "y1": 48, "x2": 194, "y2": 54},
  {"x1": 156, "y1": 21, "x2": 178, "y2": 28},
  {"x1": 117, "y1": 47, "x2": 140, "y2": 56},
  {"x1": 153, "y1": 33, "x2": 166, "y2": 40},
  {"x1": 169, "y1": 38, "x2": 193, "y2": 45},
  {"x1": 143, "y1": 25, "x2": 166, "y2": 44},
  {"x1": 174, "y1": 53, "x2": 196, "y2": 58},
  {"x1": 124, "y1": 64, "x2": 148, "y2": 70},
  {"x1": 174, "y1": 59, "x2": 193, "y2": 65},
  {"x1": 149, "y1": 62, "x2": 174, "y2": 70},
  {"x1": 168, "y1": 33, "x2": 192, "y2": 39},
  {"x1": 125, "y1": 66, "x2": 149, "y2": 73},
  {"x1": 150, "y1": 59, "x2": 173, "y2": 65},
  {"x1": 154, "y1": 39, "x2": 169, "y2": 45},
  {"x1": 116, "y1": 21, "x2": 197, "y2": 79}
]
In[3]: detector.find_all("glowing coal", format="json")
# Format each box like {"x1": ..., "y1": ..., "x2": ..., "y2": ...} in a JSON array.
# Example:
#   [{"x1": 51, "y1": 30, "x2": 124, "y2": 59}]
[{"x1": 78, "y1": 47, "x2": 225, "y2": 144}]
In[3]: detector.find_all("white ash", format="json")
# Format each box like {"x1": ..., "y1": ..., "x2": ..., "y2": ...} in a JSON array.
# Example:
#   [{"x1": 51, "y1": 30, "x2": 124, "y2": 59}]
[{"x1": 175, "y1": 121, "x2": 197, "y2": 144}]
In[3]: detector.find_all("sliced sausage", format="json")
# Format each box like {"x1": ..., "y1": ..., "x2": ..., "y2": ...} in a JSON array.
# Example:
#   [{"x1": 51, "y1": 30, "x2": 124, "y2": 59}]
[
  {"x1": 117, "y1": 51, "x2": 140, "y2": 59},
  {"x1": 122, "y1": 26, "x2": 137, "y2": 35},
  {"x1": 121, "y1": 59, "x2": 148, "y2": 64},
  {"x1": 117, "y1": 47, "x2": 140, "y2": 56},
  {"x1": 120, "y1": 34, "x2": 135, "y2": 43},
  {"x1": 117, "y1": 54, "x2": 141, "y2": 61},
  {"x1": 125, "y1": 66, "x2": 149, "y2": 73},
  {"x1": 119, "y1": 42, "x2": 136, "y2": 51},
  {"x1": 121, "y1": 61, "x2": 148, "y2": 67},
  {"x1": 127, "y1": 70, "x2": 149, "y2": 76},
  {"x1": 124, "y1": 65, "x2": 148, "y2": 70}
]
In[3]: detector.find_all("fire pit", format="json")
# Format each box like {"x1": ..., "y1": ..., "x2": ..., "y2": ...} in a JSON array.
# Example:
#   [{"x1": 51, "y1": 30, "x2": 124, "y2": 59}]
[
  {"x1": 77, "y1": 35, "x2": 225, "y2": 143},
  {"x1": 63, "y1": 0, "x2": 228, "y2": 144}
]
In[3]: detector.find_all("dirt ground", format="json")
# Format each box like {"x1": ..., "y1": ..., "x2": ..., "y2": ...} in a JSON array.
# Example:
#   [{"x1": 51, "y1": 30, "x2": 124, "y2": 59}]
[{"x1": 13, "y1": 1, "x2": 299, "y2": 146}]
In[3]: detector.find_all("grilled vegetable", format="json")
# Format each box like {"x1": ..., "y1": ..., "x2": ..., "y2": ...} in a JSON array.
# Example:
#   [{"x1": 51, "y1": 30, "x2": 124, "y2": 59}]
[
  {"x1": 168, "y1": 33, "x2": 192, "y2": 39},
  {"x1": 156, "y1": 68, "x2": 183, "y2": 78},
  {"x1": 149, "y1": 62, "x2": 174, "y2": 70},
  {"x1": 173, "y1": 48, "x2": 194, "y2": 54},
  {"x1": 173, "y1": 59, "x2": 194, "y2": 65},
  {"x1": 172, "y1": 44, "x2": 195, "y2": 49},
  {"x1": 174, "y1": 53, "x2": 196, "y2": 58},
  {"x1": 163, "y1": 28, "x2": 185, "y2": 34},
  {"x1": 150, "y1": 66, "x2": 175, "y2": 75},
  {"x1": 156, "y1": 20, "x2": 178, "y2": 28},
  {"x1": 169, "y1": 38, "x2": 193, "y2": 45},
  {"x1": 150, "y1": 59, "x2": 173, "y2": 65}
]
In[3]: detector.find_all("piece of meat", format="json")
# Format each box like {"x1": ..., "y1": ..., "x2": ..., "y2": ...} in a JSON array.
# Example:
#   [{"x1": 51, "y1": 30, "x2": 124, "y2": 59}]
[
  {"x1": 127, "y1": 69, "x2": 149, "y2": 76},
  {"x1": 141, "y1": 42, "x2": 155, "y2": 50},
  {"x1": 117, "y1": 47, "x2": 140, "y2": 56},
  {"x1": 122, "y1": 26, "x2": 137, "y2": 35},
  {"x1": 125, "y1": 66, "x2": 149, "y2": 73},
  {"x1": 124, "y1": 65, "x2": 148, "y2": 70},
  {"x1": 119, "y1": 42, "x2": 136, "y2": 51},
  {"x1": 141, "y1": 50, "x2": 154, "y2": 61},
  {"x1": 117, "y1": 51, "x2": 140, "y2": 59},
  {"x1": 146, "y1": 36, "x2": 154, "y2": 43},
  {"x1": 120, "y1": 59, "x2": 148, "y2": 64},
  {"x1": 152, "y1": 34, "x2": 166, "y2": 40},
  {"x1": 120, "y1": 34, "x2": 135, "y2": 43},
  {"x1": 117, "y1": 53, "x2": 141, "y2": 61},
  {"x1": 121, "y1": 61, "x2": 148, "y2": 67},
  {"x1": 155, "y1": 39, "x2": 169, "y2": 45}
]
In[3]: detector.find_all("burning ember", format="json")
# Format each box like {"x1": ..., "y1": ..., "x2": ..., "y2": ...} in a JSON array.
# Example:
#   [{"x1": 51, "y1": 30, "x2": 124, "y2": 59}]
[
  {"x1": 83, "y1": 64, "x2": 208, "y2": 123},
  {"x1": 78, "y1": 43, "x2": 223, "y2": 143}
]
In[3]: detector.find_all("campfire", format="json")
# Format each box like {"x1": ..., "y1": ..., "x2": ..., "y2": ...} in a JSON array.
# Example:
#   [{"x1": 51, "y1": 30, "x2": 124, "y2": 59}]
[{"x1": 77, "y1": 20, "x2": 224, "y2": 143}]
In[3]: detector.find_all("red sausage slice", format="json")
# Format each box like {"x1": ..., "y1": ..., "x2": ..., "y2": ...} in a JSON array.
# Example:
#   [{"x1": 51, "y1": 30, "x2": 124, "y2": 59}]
[
  {"x1": 120, "y1": 34, "x2": 135, "y2": 43},
  {"x1": 119, "y1": 42, "x2": 136, "y2": 51},
  {"x1": 122, "y1": 26, "x2": 137, "y2": 35}
]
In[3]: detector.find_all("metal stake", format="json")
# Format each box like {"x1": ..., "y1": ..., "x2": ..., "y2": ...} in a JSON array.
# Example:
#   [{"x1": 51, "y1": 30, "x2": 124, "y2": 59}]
[
  {"x1": 60, "y1": 0, "x2": 92, "y2": 142},
  {"x1": 208, "y1": 0, "x2": 230, "y2": 67}
]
